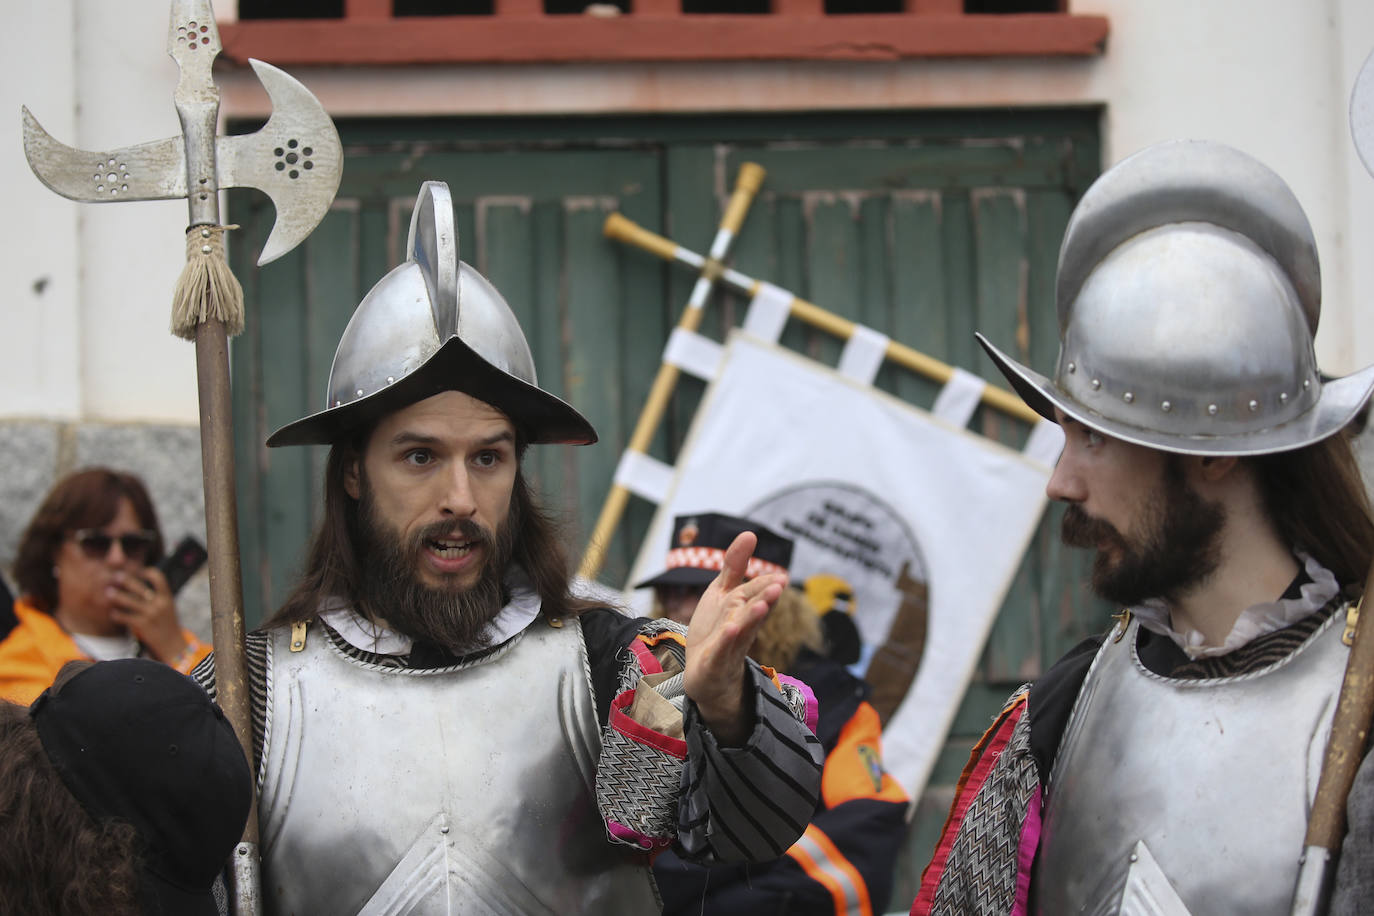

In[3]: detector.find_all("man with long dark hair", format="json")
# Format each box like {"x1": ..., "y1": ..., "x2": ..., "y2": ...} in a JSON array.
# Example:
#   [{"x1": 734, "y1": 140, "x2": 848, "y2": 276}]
[
  {"x1": 912, "y1": 141, "x2": 1374, "y2": 915},
  {"x1": 191, "y1": 182, "x2": 822, "y2": 915}
]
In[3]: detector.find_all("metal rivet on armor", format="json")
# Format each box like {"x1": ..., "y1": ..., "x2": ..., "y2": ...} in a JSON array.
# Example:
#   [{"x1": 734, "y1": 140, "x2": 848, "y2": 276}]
[
  {"x1": 1090, "y1": 379, "x2": 1101, "y2": 391},
  {"x1": 1248, "y1": 400, "x2": 1259, "y2": 411},
  {"x1": 1161, "y1": 401, "x2": 1171, "y2": 412},
  {"x1": 355, "y1": 388, "x2": 364, "y2": 398},
  {"x1": 1208, "y1": 404, "x2": 1218, "y2": 416},
  {"x1": 1066, "y1": 362, "x2": 1076, "y2": 373},
  {"x1": 1280, "y1": 392, "x2": 1289, "y2": 403},
  {"x1": 1304, "y1": 379, "x2": 1312, "y2": 389},
  {"x1": 333, "y1": 400, "x2": 341, "y2": 408},
  {"x1": 1129, "y1": 853, "x2": 1138, "y2": 863},
  {"x1": 440, "y1": 826, "x2": 450, "y2": 835},
  {"x1": 200, "y1": 245, "x2": 212, "y2": 255},
  {"x1": 1123, "y1": 392, "x2": 1134, "y2": 404},
  {"x1": 386, "y1": 376, "x2": 395, "y2": 385},
  {"x1": 200, "y1": 228, "x2": 211, "y2": 238}
]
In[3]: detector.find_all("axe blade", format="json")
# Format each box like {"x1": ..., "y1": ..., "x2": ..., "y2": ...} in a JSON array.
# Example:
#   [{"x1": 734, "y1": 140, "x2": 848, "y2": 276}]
[
  {"x1": 217, "y1": 59, "x2": 343, "y2": 266},
  {"x1": 22, "y1": 107, "x2": 188, "y2": 203}
]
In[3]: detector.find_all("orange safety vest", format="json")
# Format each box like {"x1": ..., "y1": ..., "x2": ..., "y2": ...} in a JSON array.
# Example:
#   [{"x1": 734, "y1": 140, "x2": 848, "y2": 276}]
[{"x1": 0, "y1": 599, "x2": 209, "y2": 705}]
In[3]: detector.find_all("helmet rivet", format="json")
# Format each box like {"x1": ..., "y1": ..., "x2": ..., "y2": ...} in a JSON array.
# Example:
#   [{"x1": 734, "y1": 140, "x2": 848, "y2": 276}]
[
  {"x1": 1248, "y1": 399, "x2": 1259, "y2": 412},
  {"x1": 1208, "y1": 404, "x2": 1219, "y2": 416},
  {"x1": 1090, "y1": 378, "x2": 1101, "y2": 391},
  {"x1": 1066, "y1": 361, "x2": 1076, "y2": 373},
  {"x1": 355, "y1": 388, "x2": 364, "y2": 398},
  {"x1": 1161, "y1": 400, "x2": 1171, "y2": 412},
  {"x1": 333, "y1": 400, "x2": 341, "y2": 408},
  {"x1": 1280, "y1": 392, "x2": 1289, "y2": 403},
  {"x1": 1304, "y1": 378, "x2": 1312, "y2": 389},
  {"x1": 386, "y1": 376, "x2": 395, "y2": 385},
  {"x1": 1123, "y1": 392, "x2": 1134, "y2": 403}
]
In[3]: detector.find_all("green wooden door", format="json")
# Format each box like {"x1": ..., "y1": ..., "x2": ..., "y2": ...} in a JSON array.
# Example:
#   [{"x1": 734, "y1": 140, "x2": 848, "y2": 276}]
[{"x1": 229, "y1": 109, "x2": 1107, "y2": 905}]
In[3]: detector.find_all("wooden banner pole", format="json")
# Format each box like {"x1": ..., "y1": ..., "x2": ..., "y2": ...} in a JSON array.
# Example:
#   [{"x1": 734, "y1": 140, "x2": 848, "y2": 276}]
[{"x1": 577, "y1": 163, "x2": 766, "y2": 580}]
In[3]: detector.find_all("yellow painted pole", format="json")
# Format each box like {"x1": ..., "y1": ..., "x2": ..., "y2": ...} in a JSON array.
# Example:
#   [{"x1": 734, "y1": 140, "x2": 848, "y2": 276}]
[
  {"x1": 602, "y1": 213, "x2": 1043, "y2": 427},
  {"x1": 577, "y1": 164, "x2": 767, "y2": 580}
]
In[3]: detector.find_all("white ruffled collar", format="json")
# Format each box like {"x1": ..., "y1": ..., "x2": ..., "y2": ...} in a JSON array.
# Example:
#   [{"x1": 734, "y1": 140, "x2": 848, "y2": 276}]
[
  {"x1": 1130, "y1": 552, "x2": 1338, "y2": 659},
  {"x1": 317, "y1": 572, "x2": 542, "y2": 657}
]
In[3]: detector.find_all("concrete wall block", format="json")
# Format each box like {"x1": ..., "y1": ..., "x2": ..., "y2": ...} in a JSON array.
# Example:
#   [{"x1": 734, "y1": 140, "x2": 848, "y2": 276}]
[
  {"x1": 0, "y1": 420, "x2": 62, "y2": 570},
  {"x1": 72, "y1": 423, "x2": 205, "y2": 543}
]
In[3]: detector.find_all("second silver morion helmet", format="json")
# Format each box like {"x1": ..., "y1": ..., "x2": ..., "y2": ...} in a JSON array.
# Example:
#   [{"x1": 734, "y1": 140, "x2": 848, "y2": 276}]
[
  {"x1": 978, "y1": 139, "x2": 1374, "y2": 456},
  {"x1": 268, "y1": 181, "x2": 596, "y2": 447}
]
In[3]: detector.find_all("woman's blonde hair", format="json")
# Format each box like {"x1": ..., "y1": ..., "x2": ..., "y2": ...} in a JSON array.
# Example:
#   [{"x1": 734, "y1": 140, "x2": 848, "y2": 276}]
[{"x1": 748, "y1": 587, "x2": 823, "y2": 674}]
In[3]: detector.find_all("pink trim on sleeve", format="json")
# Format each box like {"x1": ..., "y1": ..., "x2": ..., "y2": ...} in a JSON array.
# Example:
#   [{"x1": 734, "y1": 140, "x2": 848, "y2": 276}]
[
  {"x1": 777, "y1": 673, "x2": 819, "y2": 736},
  {"x1": 609, "y1": 689, "x2": 689, "y2": 759},
  {"x1": 607, "y1": 819, "x2": 671, "y2": 851},
  {"x1": 1010, "y1": 784, "x2": 1043, "y2": 916},
  {"x1": 627, "y1": 637, "x2": 663, "y2": 676}
]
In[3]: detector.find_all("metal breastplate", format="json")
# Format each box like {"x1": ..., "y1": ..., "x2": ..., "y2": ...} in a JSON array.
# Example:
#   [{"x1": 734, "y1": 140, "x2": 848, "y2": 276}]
[
  {"x1": 257, "y1": 616, "x2": 659, "y2": 915},
  {"x1": 1035, "y1": 611, "x2": 1347, "y2": 916}
]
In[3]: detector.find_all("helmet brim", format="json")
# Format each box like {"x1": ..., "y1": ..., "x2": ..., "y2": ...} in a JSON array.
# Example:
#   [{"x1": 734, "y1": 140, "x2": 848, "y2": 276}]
[
  {"x1": 267, "y1": 336, "x2": 597, "y2": 448},
  {"x1": 976, "y1": 333, "x2": 1374, "y2": 457}
]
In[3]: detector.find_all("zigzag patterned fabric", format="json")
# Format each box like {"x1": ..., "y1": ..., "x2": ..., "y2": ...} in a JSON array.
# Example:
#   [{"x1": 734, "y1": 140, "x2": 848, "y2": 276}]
[{"x1": 914, "y1": 691, "x2": 1039, "y2": 916}]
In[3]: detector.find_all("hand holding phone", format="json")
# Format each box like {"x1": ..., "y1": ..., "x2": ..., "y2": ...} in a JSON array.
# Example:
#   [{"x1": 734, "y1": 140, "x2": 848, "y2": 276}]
[{"x1": 158, "y1": 536, "x2": 209, "y2": 596}]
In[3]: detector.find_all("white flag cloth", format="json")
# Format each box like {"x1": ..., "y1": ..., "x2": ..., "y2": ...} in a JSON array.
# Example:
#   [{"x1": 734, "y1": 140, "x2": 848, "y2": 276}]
[{"x1": 623, "y1": 332, "x2": 1052, "y2": 800}]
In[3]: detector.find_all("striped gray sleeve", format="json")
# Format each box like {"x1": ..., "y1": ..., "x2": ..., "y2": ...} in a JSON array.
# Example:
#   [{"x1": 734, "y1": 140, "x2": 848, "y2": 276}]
[
  {"x1": 189, "y1": 632, "x2": 271, "y2": 773},
  {"x1": 675, "y1": 661, "x2": 824, "y2": 864}
]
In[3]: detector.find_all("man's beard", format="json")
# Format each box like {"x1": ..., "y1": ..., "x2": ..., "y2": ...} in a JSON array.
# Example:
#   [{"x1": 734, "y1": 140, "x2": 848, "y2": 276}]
[
  {"x1": 1060, "y1": 459, "x2": 1226, "y2": 608},
  {"x1": 353, "y1": 477, "x2": 517, "y2": 656}
]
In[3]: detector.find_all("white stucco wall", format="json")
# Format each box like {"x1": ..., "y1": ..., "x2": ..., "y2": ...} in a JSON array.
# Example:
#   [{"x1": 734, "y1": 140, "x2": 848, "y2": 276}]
[
  {"x1": 3, "y1": 0, "x2": 1373, "y2": 423},
  {"x1": 2, "y1": 0, "x2": 197, "y2": 423}
]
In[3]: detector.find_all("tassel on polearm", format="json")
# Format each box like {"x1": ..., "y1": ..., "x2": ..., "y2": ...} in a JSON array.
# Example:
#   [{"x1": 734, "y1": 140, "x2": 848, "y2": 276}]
[{"x1": 171, "y1": 224, "x2": 244, "y2": 340}]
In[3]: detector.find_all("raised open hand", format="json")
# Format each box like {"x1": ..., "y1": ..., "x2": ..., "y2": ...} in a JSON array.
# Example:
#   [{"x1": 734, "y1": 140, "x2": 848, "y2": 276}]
[{"x1": 684, "y1": 531, "x2": 787, "y2": 746}]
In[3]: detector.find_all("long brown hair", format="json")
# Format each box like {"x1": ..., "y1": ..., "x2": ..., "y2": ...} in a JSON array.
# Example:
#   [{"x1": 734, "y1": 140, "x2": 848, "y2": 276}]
[
  {"x1": 1249, "y1": 430, "x2": 1374, "y2": 590},
  {"x1": 267, "y1": 435, "x2": 598, "y2": 629},
  {"x1": 0, "y1": 700, "x2": 141, "y2": 915},
  {"x1": 14, "y1": 468, "x2": 165, "y2": 613}
]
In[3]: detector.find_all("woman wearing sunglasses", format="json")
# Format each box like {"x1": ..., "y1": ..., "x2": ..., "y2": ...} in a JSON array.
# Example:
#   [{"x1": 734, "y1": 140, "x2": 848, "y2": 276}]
[{"x1": 0, "y1": 468, "x2": 209, "y2": 704}]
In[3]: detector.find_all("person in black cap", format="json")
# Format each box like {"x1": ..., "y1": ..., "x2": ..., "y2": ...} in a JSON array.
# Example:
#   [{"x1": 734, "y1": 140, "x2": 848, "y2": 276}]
[
  {"x1": 642, "y1": 513, "x2": 910, "y2": 916},
  {"x1": 636, "y1": 512, "x2": 796, "y2": 624},
  {"x1": 0, "y1": 658, "x2": 251, "y2": 916}
]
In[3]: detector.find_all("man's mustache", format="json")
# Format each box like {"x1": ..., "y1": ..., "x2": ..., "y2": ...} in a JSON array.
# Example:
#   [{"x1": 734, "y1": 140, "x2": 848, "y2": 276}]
[
  {"x1": 409, "y1": 518, "x2": 493, "y2": 552},
  {"x1": 1060, "y1": 504, "x2": 1124, "y2": 550}
]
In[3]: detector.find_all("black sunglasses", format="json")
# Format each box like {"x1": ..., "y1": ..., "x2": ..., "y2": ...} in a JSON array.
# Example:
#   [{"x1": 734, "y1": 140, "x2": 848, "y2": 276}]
[{"x1": 71, "y1": 529, "x2": 158, "y2": 563}]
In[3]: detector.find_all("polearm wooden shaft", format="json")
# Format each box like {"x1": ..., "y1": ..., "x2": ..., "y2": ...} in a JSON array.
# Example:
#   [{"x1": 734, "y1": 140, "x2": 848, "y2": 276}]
[
  {"x1": 196, "y1": 321, "x2": 258, "y2": 836},
  {"x1": 602, "y1": 212, "x2": 1042, "y2": 428},
  {"x1": 577, "y1": 163, "x2": 765, "y2": 580},
  {"x1": 1291, "y1": 571, "x2": 1374, "y2": 914},
  {"x1": 171, "y1": 12, "x2": 261, "y2": 912}
]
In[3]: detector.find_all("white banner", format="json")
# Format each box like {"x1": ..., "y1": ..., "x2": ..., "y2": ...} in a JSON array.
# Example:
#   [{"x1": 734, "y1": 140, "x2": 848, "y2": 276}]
[{"x1": 623, "y1": 332, "x2": 1052, "y2": 800}]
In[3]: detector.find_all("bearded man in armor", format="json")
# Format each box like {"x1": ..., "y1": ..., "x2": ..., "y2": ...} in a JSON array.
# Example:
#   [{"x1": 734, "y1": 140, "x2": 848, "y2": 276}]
[
  {"x1": 911, "y1": 140, "x2": 1374, "y2": 915},
  {"x1": 192, "y1": 182, "x2": 823, "y2": 915}
]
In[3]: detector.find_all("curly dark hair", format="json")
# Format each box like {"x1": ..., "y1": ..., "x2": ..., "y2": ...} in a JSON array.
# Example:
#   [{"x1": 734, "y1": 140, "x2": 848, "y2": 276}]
[
  {"x1": 13, "y1": 468, "x2": 165, "y2": 614},
  {"x1": 0, "y1": 697, "x2": 141, "y2": 914}
]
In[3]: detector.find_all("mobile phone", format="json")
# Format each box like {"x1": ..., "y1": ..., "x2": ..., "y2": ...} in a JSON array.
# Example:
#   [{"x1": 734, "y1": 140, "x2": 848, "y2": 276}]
[{"x1": 158, "y1": 536, "x2": 209, "y2": 596}]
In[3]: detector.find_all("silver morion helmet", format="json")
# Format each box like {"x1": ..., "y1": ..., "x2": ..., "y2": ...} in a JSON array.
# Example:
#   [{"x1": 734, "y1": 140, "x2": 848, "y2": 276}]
[
  {"x1": 268, "y1": 182, "x2": 597, "y2": 447},
  {"x1": 978, "y1": 139, "x2": 1374, "y2": 456}
]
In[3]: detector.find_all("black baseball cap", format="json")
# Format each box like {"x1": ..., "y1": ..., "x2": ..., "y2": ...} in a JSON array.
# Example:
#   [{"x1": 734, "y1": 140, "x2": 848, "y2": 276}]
[
  {"x1": 30, "y1": 658, "x2": 252, "y2": 916},
  {"x1": 634, "y1": 512, "x2": 794, "y2": 590}
]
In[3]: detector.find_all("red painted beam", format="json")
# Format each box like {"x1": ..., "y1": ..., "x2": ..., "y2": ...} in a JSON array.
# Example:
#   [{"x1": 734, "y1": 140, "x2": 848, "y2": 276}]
[{"x1": 218, "y1": 13, "x2": 1109, "y2": 64}]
